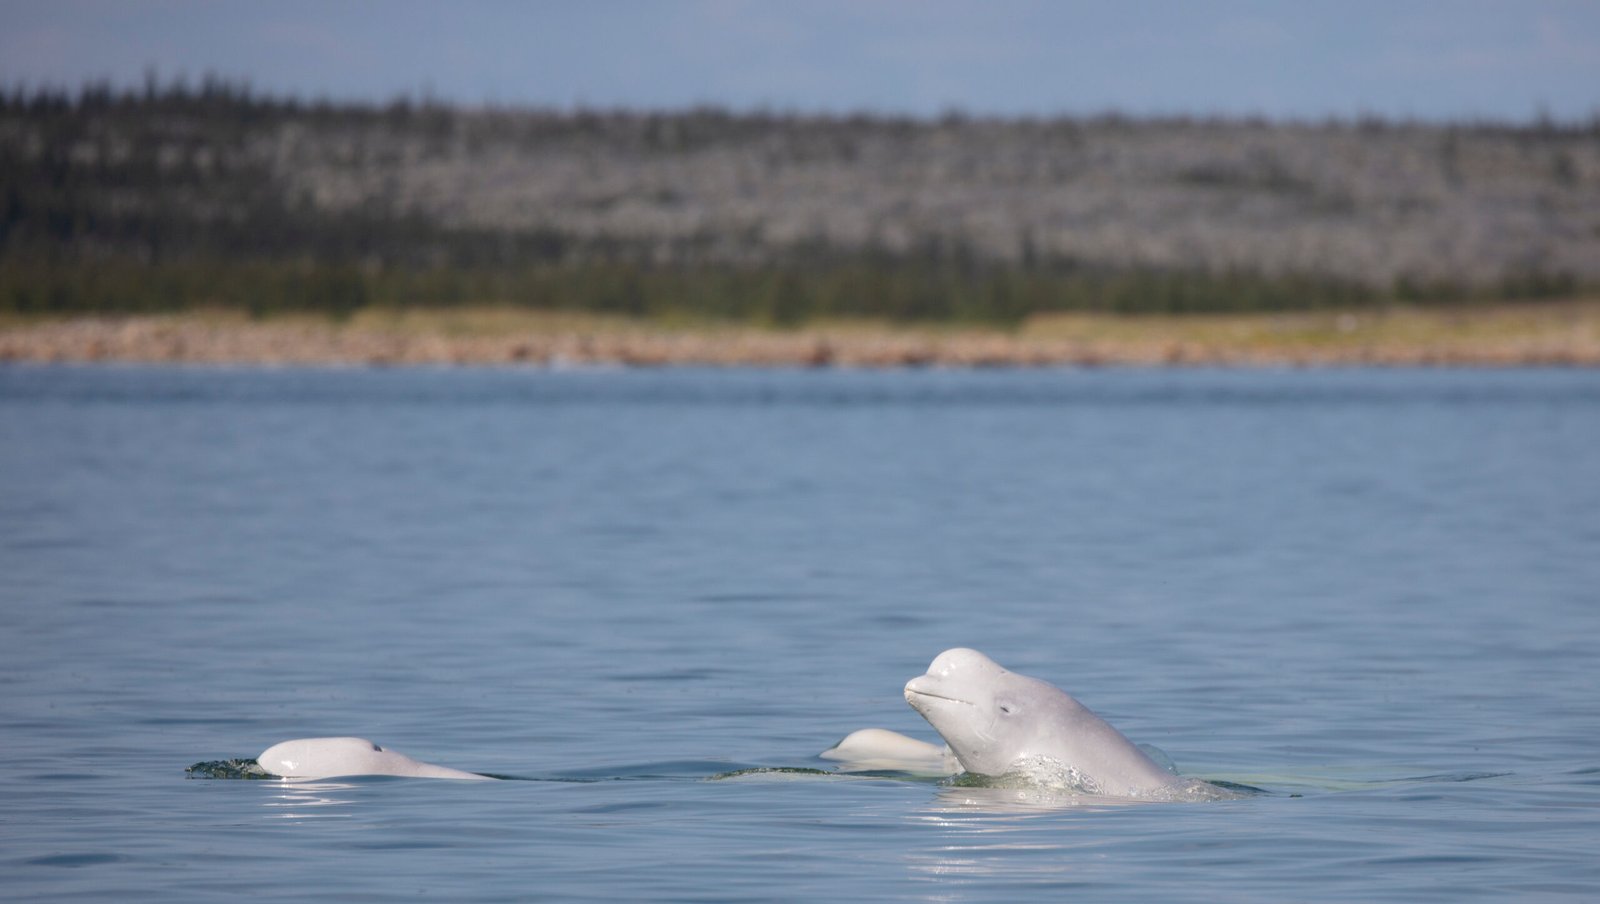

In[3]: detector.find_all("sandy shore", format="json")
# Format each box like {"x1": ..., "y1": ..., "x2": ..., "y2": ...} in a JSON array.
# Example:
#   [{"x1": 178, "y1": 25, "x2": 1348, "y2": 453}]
[{"x1": 4, "y1": 302, "x2": 1599, "y2": 368}]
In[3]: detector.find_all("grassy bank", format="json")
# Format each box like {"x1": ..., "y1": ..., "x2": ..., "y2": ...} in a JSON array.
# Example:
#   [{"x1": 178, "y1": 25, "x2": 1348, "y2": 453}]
[
  {"x1": 0, "y1": 256, "x2": 1418, "y2": 324},
  {"x1": 4, "y1": 299, "x2": 1597, "y2": 367}
]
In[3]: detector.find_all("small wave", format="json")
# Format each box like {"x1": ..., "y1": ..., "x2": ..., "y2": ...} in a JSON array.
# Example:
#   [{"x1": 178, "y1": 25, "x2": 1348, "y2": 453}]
[
  {"x1": 185, "y1": 758, "x2": 272, "y2": 780},
  {"x1": 709, "y1": 766, "x2": 840, "y2": 781},
  {"x1": 1401, "y1": 771, "x2": 1512, "y2": 784}
]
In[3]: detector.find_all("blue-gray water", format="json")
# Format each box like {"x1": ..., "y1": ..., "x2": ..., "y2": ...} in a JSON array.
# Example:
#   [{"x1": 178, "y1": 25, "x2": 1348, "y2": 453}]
[{"x1": 2, "y1": 365, "x2": 1597, "y2": 901}]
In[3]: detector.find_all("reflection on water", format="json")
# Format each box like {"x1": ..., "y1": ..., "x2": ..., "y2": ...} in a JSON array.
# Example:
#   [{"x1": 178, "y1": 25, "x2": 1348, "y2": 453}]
[
  {"x1": 261, "y1": 782, "x2": 363, "y2": 820},
  {"x1": 906, "y1": 805, "x2": 1096, "y2": 884}
]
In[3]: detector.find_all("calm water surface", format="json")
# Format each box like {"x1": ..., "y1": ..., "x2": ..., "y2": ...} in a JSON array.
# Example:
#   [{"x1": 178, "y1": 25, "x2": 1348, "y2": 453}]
[{"x1": 2, "y1": 365, "x2": 1597, "y2": 901}]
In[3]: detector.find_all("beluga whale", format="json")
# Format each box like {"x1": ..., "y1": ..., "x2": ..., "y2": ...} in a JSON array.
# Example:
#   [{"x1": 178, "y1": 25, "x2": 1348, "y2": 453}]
[
  {"x1": 255, "y1": 737, "x2": 491, "y2": 781},
  {"x1": 900, "y1": 648, "x2": 1231, "y2": 800},
  {"x1": 819, "y1": 727, "x2": 959, "y2": 775}
]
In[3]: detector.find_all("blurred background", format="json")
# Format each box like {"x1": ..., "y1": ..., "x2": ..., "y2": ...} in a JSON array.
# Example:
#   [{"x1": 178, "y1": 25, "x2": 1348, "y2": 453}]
[{"x1": 1, "y1": 0, "x2": 1598, "y2": 347}]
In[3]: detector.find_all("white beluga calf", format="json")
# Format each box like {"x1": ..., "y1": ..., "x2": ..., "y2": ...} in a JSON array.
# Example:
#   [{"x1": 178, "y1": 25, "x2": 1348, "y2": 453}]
[
  {"x1": 257, "y1": 737, "x2": 491, "y2": 781},
  {"x1": 819, "y1": 728, "x2": 959, "y2": 775},
  {"x1": 904, "y1": 648, "x2": 1225, "y2": 799}
]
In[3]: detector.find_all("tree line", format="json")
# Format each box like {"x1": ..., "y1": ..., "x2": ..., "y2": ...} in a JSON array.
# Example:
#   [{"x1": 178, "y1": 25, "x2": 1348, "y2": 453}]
[{"x1": 3, "y1": 79, "x2": 1594, "y2": 323}]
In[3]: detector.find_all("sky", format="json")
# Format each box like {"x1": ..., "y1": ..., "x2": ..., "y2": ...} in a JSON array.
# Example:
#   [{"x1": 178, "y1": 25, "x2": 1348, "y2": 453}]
[{"x1": 2, "y1": 0, "x2": 1598, "y2": 122}]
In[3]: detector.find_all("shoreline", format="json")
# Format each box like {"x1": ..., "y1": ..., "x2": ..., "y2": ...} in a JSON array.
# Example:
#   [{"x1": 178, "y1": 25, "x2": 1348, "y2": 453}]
[{"x1": 3, "y1": 302, "x2": 1599, "y2": 368}]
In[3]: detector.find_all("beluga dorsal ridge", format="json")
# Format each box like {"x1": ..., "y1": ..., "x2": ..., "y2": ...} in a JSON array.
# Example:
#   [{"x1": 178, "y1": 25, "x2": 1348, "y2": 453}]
[
  {"x1": 255, "y1": 737, "x2": 491, "y2": 781},
  {"x1": 904, "y1": 648, "x2": 1223, "y2": 799}
]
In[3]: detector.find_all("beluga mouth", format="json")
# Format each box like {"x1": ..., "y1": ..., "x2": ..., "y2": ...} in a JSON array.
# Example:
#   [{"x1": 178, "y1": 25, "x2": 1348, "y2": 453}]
[{"x1": 903, "y1": 685, "x2": 972, "y2": 706}]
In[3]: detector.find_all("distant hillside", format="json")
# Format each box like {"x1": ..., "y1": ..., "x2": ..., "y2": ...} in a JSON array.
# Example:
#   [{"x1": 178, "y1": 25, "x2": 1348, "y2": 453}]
[{"x1": 3, "y1": 81, "x2": 1598, "y2": 321}]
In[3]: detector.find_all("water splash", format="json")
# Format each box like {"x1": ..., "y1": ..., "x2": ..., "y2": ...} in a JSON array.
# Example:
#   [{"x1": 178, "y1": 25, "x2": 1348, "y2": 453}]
[{"x1": 185, "y1": 758, "x2": 272, "y2": 780}]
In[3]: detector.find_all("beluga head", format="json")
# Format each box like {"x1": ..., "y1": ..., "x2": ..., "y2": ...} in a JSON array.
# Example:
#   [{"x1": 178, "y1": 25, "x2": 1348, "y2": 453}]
[
  {"x1": 904, "y1": 648, "x2": 1201, "y2": 798},
  {"x1": 904, "y1": 648, "x2": 1063, "y2": 777}
]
